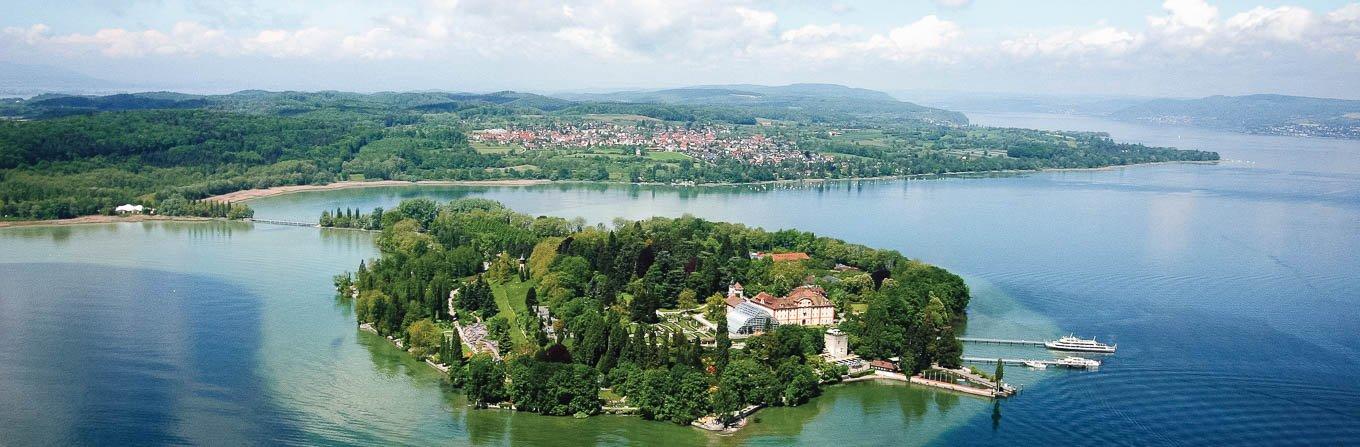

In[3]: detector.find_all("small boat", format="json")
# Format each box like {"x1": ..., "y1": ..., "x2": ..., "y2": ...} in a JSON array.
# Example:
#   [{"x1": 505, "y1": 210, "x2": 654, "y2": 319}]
[
  {"x1": 1023, "y1": 360, "x2": 1048, "y2": 369},
  {"x1": 1053, "y1": 356, "x2": 1101, "y2": 369},
  {"x1": 1045, "y1": 334, "x2": 1117, "y2": 353}
]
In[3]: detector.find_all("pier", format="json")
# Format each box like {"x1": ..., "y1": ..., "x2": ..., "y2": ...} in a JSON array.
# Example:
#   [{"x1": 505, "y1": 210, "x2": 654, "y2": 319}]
[
  {"x1": 247, "y1": 218, "x2": 319, "y2": 227},
  {"x1": 962, "y1": 357, "x2": 1043, "y2": 366},
  {"x1": 958, "y1": 337, "x2": 1046, "y2": 346},
  {"x1": 962, "y1": 356, "x2": 1099, "y2": 369}
]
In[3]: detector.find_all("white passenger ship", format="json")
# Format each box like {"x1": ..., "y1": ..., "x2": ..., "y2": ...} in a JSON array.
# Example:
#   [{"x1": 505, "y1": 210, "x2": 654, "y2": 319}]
[
  {"x1": 1053, "y1": 356, "x2": 1101, "y2": 369},
  {"x1": 1044, "y1": 335, "x2": 1117, "y2": 353}
]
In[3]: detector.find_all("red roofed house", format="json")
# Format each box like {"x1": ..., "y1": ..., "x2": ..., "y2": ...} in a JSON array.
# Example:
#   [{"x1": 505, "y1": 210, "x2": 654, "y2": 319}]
[
  {"x1": 869, "y1": 359, "x2": 900, "y2": 373},
  {"x1": 769, "y1": 252, "x2": 810, "y2": 262},
  {"x1": 750, "y1": 252, "x2": 812, "y2": 262}
]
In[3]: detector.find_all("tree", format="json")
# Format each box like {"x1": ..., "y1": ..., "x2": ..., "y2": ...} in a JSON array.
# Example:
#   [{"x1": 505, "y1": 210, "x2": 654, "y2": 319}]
[
  {"x1": 711, "y1": 385, "x2": 743, "y2": 426},
  {"x1": 487, "y1": 252, "x2": 517, "y2": 283},
  {"x1": 677, "y1": 289, "x2": 698, "y2": 310},
  {"x1": 689, "y1": 336, "x2": 703, "y2": 368},
  {"x1": 465, "y1": 354, "x2": 506, "y2": 407},
  {"x1": 994, "y1": 359, "x2": 1005, "y2": 390},
  {"x1": 777, "y1": 360, "x2": 820, "y2": 406},
  {"x1": 715, "y1": 317, "x2": 732, "y2": 373},
  {"x1": 487, "y1": 315, "x2": 512, "y2": 352},
  {"x1": 662, "y1": 366, "x2": 711, "y2": 425},
  {"x1": 442, "y1": 329, "x2": 464, "y2": 366},
  {"x1": 719, "y1": 358, "x2": 779, "y2": 407},
  {"x1": 704, "y1": 293, "x2": 726, "y2": 325},
  {"x1": 525, "y1": 287, "x2": 538, "y2": 309},
  {"x1": 406, "y1": 318, "x2": 442, "y2": 358}
]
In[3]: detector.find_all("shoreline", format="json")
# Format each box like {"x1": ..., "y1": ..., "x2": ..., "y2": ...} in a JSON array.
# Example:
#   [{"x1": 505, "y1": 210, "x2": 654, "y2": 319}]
[
  {"x1": 204, "y1": 179, "x2": 552, "y2": 203},
  {"x1": 208, "y1": 159, "x2": 1218, "y2": 204}
]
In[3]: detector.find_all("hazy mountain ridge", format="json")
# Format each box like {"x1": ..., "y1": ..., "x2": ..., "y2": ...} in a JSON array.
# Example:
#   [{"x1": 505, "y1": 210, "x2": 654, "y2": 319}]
[
  {"x1": 556, "y1": 83, "x2": 967, "y2": 125},
  {"x1": 0, "y1": 84, "x2": 969, "y2": 126},
  {"x1": 0, "y1": 62, "x2": 129, "y2": 97}
]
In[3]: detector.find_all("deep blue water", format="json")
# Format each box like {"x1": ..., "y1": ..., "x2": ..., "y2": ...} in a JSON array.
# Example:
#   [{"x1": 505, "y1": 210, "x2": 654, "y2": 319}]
[
  {"x1": 1, "y1": 112, "x2": 1357, "y2": 445},
  {"x1": 0, "y1": 263, "x2": 307, "y2": 445}
]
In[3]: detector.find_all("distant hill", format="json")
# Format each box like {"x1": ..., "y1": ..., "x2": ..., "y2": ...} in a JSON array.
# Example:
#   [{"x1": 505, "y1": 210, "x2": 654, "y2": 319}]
[
  {"x1": 898, "y1": 90, "x2": 1151, "y2": 116},
  {"x1": 556, "y1": 83, "x2": 967, "y2": 126},
  {"x1": 1109, "y1": 94, "x2": 1360, "y2": 139},
  {"x1": 0, "y1": 62, "x2": 127, "y2": 97},
  {"x1": 1, "y1": 86, "x2": 968, "y2": 126}
]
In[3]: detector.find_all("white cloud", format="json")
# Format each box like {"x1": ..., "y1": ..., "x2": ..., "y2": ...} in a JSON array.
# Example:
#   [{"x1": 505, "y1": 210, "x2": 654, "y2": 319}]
[
  {"x1": 934, "y1": 0, "x2": 972, "y2": 9},
  {"x1": 1, "y1": 0, "x2": 1357, "y2": 97},
  {"x1": 1001, "y1": 26, "x2": 1142, "y2": 59},
  {"x1": 44, "y1": 21, "x2": 232, "y2": 57},
  {"x1": 3, "y1": 24, "x2": 52, "y2": 46},
  {"x1": 780, "y1": 23, "x2": 860, "y2": 43},
  {"x1": 1148, "y1": 0, "x2": 1219, "y2": 33},
  {"x1": 859, "y1": 15, "x2": 961, "y2": 61},
  {"x1": 242, "y1": 27, "x2": 337, "y2": 58},
  {"x1": 1225, "y1": 6, "x2": 1315, "y2": 42},
  {"x1": 1007, "y1": 1, "x2": 1360, "y2": 64},
  {"x1": 554, "y1": 26, "x2": 627, "y2": 59}
]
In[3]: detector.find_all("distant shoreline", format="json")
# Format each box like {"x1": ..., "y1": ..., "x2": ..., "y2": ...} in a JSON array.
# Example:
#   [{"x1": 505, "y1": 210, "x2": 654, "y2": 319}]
[
  {"x1": 1, "y1": 160, "x2": 1216, "y2": 229},
  {"x1": 212, "y1": 160, "x2": 1216, "y2": 203},
  {"x1": 0, "y1": 214, "x2": 223, "y2": 229},
  {"x1": 205, "y1": 179, "x2": 552, "y2": 203}
]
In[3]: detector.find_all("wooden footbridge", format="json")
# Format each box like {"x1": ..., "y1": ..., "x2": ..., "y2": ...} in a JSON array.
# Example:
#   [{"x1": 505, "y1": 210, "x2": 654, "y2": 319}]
[{"x1": 246, "y1": 218, "x2": 319, "y2": 227}]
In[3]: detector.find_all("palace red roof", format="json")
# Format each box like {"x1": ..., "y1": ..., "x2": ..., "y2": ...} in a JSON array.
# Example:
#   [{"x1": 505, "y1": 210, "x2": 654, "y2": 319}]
[
  {"x1": 767, "y1": 252, "x2": 810, "y2": 262},
  {"x1": 750, "y1": 285, "x2": 831, "y2": 310}
]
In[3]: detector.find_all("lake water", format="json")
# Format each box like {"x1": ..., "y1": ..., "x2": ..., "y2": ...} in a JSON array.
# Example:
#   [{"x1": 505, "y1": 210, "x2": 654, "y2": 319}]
[{"x1": 2, "y1": 113, "x2": 1357, "y2": 445}]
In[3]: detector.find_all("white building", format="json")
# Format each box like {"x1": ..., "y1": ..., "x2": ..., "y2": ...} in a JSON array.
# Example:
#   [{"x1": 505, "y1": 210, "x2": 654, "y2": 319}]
[
  {"x1": 114, "y1": 204, "x2": 144, "y2": 214},
  {"x1": 824, "y1": 328, "x2": 849, "y2": 359}
]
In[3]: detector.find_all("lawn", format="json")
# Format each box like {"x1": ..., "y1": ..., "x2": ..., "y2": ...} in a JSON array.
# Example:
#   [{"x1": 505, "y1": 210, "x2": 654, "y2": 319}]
[
  {"x1": 471, "y1": 141, "x2": 519, "y2": 154},
  {"x1": 645, "y1": 151, "x2": 693, "y2": 162},
  {"x1": 490, "y1": 277, "x2": 538, "y2": 347}
]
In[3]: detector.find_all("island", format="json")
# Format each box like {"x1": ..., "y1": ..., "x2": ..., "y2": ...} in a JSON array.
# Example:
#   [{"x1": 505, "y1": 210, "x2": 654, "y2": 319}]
[
  {"x1": 332, "y1": 198, "x2": 988, "y2": 428},
  {"x1": 0, "y1": 85, "x2": 1218, "y2": 221}
]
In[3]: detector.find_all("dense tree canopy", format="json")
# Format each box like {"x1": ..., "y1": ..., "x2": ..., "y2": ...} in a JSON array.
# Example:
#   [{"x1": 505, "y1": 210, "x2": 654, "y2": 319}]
[{"x1": 337, "y1": 198, "x2": 972, "y2": 426}]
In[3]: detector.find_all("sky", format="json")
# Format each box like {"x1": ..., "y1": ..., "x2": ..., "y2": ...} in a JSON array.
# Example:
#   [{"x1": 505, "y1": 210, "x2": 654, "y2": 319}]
[{"x1": 2, "y1": 0, "x2": 1359, "y2": 99}]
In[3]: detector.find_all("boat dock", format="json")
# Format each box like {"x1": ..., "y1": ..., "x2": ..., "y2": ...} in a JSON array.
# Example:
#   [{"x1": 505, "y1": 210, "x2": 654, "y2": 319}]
[
  {"x1": 962, "y1": 356, "x2": 1099, "y2": 369},
  {"x1": 958, "y1": 337, "x2": 1046, "y2": 346},
  {"x1": 963, "y1": 357, "x2": 1045, "y2": 366}
]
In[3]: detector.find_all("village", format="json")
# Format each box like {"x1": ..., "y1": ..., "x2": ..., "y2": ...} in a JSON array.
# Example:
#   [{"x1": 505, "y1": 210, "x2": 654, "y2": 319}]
[{"x1": 468, "y1": 122, "x2": 833, "y2": 166}]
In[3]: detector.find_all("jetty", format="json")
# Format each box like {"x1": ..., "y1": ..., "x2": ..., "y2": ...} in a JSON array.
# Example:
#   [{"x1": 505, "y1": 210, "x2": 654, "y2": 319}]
[
  {"x1": 962, "y1": 356, "x2": 1100, "y2": 369},
  {"x1": 246, "y1": 218, "x2": 319, "y2": 227},
  {"x1": 958, "y1": 337, "x2": 1046, "y2": 346}
]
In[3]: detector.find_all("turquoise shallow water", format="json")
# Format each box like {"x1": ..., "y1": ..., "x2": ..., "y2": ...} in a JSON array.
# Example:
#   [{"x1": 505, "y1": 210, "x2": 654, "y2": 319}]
[{"x1": 2, "y1": 113, "x2": 1357, "y2": 445}]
